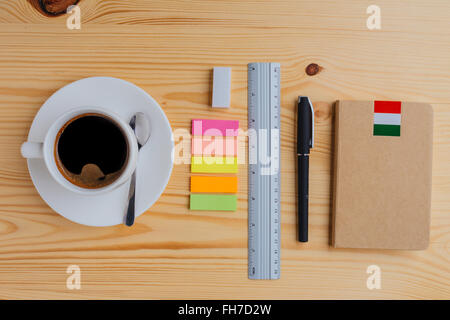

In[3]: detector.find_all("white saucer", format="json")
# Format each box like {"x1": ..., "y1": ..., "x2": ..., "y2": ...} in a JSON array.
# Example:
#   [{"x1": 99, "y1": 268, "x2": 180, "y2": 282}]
[{"x1": 26, "y1": 77, "x2": 174, "y2": 226}]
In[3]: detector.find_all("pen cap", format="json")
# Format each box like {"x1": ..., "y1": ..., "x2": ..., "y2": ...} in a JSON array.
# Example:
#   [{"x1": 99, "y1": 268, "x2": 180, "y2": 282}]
[{"x1": 297, "y1": 96, "x2": 313, "y2": 154}]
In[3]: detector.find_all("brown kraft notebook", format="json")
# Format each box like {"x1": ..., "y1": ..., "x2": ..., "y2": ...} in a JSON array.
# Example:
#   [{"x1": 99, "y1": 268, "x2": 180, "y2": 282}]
[{"x1": 332, "y1": 100, "x2": 433, "y2": 249}]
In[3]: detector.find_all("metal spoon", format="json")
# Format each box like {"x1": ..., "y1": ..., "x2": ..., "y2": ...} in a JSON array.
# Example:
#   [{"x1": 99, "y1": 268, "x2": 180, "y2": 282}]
[{"x1": 125, "y1": 112, "x2": 151, "y2": 226}]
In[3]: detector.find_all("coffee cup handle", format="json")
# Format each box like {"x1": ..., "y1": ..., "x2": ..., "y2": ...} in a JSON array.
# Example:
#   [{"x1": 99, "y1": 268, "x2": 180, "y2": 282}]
[{"x1": 21, "y1": 141, "x2": 44, "y2": 159}]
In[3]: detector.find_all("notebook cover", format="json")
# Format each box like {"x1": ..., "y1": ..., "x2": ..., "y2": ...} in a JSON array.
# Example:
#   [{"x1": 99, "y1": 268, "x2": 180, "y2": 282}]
[{"x1": 332, "y1": 100, "x2": 433, "y2": 249}]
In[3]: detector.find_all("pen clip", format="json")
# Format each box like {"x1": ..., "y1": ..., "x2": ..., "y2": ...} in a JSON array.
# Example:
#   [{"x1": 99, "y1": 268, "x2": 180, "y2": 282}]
[{"x1": 303, "y1": 96, "x2": 314, "y2": 149}]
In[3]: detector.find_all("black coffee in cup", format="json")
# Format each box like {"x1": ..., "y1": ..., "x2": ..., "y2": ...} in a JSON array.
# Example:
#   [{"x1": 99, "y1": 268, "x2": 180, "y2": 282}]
[{"x1": 55, "y1": 113, "x2": 128, "y2": 189}]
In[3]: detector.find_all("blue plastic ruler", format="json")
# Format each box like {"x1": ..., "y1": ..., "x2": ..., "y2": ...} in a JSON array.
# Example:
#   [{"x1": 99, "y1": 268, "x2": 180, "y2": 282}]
[{"x1": 248, "y1": 62, "x2": 281, "y2": 279}]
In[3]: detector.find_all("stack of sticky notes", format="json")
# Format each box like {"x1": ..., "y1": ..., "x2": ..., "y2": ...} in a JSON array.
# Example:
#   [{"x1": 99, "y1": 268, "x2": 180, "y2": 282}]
[{"x1": 190, "y1": 119, "x2": 239, "y2": 211}]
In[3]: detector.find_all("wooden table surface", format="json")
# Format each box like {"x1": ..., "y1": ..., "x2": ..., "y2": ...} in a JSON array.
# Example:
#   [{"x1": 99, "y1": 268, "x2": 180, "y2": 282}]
[{"x1": 0, "y1": 0, "x2": 449, "y2": 299}]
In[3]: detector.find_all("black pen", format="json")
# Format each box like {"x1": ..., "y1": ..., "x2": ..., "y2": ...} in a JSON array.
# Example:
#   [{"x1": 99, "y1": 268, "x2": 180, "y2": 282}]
[{"x1": 297, "y1": 96, "x2": 314, "y2": 242}]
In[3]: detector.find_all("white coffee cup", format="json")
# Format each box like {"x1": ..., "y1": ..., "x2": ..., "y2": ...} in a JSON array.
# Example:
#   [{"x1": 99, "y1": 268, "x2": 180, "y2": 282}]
[{"x1": 21, "y1": 107, "x2": 138, "y2": 196}]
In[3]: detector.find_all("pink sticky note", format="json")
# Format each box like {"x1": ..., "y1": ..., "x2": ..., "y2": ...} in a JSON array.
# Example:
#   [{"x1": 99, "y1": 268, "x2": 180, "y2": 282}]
[
  {"x1": 191, "y1": 136, "x2": 237, "y2": 156},
  {"x1": 192, "y1": 136, "x2": 203, "y2": 156},
  {"x1": 192, "y1": 119, "x2": 239, "y2": 137}
]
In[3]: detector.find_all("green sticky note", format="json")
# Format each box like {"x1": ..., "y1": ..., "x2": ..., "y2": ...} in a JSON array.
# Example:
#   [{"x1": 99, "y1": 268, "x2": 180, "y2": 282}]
[{"x1": 190, "y1": 194, "x2": 237, "y2": 211}]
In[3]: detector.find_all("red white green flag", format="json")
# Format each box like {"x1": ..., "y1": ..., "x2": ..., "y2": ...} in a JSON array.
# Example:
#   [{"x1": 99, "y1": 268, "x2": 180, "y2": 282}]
[{"x1": 373, "y1": 101, "x2": 401, "y2": 136}]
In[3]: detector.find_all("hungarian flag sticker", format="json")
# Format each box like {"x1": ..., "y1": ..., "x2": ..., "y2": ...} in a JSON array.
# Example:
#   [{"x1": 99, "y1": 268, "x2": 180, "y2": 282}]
[{"x1": 373, "y1": 101, "x2": 401, "y2": 136}]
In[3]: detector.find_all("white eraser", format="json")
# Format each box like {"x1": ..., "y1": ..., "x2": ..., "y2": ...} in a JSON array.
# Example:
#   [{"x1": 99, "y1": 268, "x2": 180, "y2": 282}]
[{"x1": 212, "y1": 67, "x2": 231, "y2": 108}]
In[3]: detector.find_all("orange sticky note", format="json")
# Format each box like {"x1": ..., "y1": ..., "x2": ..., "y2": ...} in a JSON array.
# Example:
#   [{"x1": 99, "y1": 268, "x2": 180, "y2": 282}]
[{"x1": 191, "y1": 176, "x2": 238, "y2": 193}]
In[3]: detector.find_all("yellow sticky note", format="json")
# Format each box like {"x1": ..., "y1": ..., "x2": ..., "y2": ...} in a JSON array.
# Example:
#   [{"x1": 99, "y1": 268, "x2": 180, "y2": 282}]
[{"x1": 191, "y1": 156, "x2": 238, "y2": 173}]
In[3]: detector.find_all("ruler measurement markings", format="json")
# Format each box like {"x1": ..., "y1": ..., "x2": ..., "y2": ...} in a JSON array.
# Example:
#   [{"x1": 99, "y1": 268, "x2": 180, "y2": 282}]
[{"x1": 248, "y1": 62, "x2": 281, "y2": 280}]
